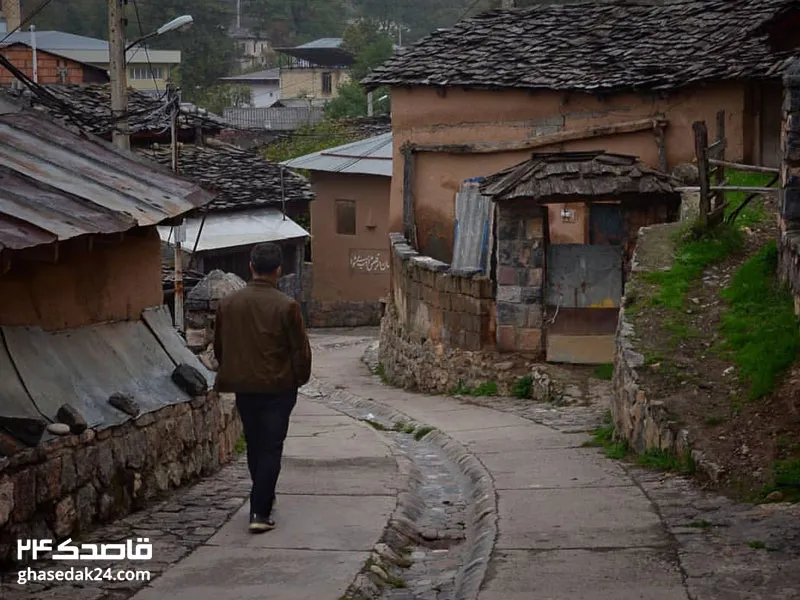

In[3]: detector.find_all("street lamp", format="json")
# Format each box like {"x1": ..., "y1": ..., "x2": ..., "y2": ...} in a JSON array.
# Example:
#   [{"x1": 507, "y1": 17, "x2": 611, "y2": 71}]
[{"x1": 125, "y1": 15, "x2": 194, "y2": 52}]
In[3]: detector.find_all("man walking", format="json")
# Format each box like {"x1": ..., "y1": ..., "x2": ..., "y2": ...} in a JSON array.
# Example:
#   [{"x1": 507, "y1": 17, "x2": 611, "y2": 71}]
[{"x1": 213, "y1": 242, "x2": 312, "y2": 533}]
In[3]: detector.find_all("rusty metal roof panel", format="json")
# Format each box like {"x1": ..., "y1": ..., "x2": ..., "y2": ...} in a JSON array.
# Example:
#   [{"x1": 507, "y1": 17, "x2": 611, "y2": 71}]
[{"x1": 0, "y1": 111, "x2": 214, "y2": 251}]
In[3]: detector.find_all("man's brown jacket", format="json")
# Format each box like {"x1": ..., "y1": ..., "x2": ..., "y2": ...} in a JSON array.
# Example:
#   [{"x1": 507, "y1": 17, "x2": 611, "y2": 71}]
[{"x1": 213, "y1": 280, "x2": 312, "y2": 394}]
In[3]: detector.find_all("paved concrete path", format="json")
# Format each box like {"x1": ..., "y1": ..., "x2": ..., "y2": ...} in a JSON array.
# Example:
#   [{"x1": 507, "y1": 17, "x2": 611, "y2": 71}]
[
  {"x1": 130, "y1": 394, "x2": 398, "y2": 600},
  {"x1": 311, "y1": 331, "x2": 689, "y2": 600}
]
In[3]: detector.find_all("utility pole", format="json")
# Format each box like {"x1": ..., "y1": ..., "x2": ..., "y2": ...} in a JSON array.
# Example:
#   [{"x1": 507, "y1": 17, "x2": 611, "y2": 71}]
[
  {"x1": 367, "y1": 91, "x2": 374, "y2": 117},
  {"x1": 108, "y1": 0, "x2": 130, "y2": 150},
  {"x1": 168, "y1": 82, "x2": 185, "y2": 334}
]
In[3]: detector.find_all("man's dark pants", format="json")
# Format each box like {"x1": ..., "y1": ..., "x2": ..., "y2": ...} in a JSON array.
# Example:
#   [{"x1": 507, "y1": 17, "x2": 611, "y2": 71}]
[{"x1": 235, "y1": 391, "x2": 297, "y2": 518}]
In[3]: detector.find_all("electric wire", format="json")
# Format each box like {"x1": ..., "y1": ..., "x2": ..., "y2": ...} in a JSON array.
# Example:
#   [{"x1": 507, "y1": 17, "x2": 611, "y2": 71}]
[{"x1": 0, "y1": 0, "x2": 55, "y2": 46}]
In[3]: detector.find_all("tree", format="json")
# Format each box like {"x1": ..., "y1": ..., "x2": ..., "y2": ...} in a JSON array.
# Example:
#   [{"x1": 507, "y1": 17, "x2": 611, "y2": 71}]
[{"x1": 243, "y1": 0, "x2": 347, "y2": 46}]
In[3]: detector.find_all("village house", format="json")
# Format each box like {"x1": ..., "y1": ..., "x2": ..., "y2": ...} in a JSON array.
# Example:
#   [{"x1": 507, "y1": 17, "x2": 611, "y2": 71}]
[
  {"x1": 276, "y1": 38, "x2": 353, "y2": 104},
  {"x1": 284, "y1": 132, "x2": 393, "y2": 327},
  {"x1": 0, "y1": 105, "x2": 241, "y2": 559},
  {"x1": 0, "y1": 41, "x2": 109, "y2": 86},
  {"x1": 0, "y1": 29, "x2": 180, "y2": 96},
  {"x1": 360, "y1": 0, "x2": 797, "y2": 387},
  {"x1": 0, "y1": 82, "x2": 313, "y2": 307},
  {"x1": 219, "y1": 67, "x2": 280, "y2": 108},
  {"x1": 363, "y1": 0, "x2": 794, "y2": 264}
]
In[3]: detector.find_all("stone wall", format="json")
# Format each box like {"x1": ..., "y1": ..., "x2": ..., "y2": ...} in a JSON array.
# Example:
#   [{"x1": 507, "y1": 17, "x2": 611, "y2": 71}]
[
  {"x1": 378, "y1": 233, "x2": 534, "y2": 393},
  {"x1": 385, "y1": 233, "x2": 494, "y2": 351},
  {"x1": 779, "y1": 60, "x2": 800, "y2": 314},
  {"x1": 612, "y1": 223, "x2": 691, "y2": 458},
  {"x1": 309, "y1": 300, "x2": 385, "y2": 328},
  {"x1": 0, "y1": 392, "x2": 241, "y2": 564},
  {"x1": 495, "y1": 201, "x2": 546, "y2": 355}
]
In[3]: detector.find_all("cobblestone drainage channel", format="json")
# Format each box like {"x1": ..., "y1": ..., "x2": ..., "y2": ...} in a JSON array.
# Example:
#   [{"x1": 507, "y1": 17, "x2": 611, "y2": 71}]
[{"x1": 304, "y1": 376, "x2": 497, "y2": 600}]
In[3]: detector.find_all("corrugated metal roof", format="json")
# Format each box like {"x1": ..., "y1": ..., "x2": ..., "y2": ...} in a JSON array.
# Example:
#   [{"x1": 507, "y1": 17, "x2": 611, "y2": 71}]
[
  {"x1": 0, "y1": 30, "x2": 110, "y2": 51},
  {"x1": 157, "y1": 207, "x2": 308, "y2": 253},
  {"x1": 297, "y1": 38, "x2": 344, "y2": 49},
  {"x1": 0, "y1": 306, "x2": 214, "y2": 443},
  {"x1": 0, "y1": 111, "x2": 214, "y2": 252},
  {"x1": 282, "y1": 132, "x2": 392, "y2": 177},
  {"x1": 219, "y1": 68, "x2": 280, "y2": 82}
]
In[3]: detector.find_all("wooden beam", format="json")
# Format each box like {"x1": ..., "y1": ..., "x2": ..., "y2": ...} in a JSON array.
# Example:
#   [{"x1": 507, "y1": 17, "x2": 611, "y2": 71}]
[
  {"x1": 94, "y1": 232, "x2": 126, "y2": 245},
  {"x1": 708, "y1": 158, "x2": 780, "y2": 174},
  {"x1": 13, "y1": 242, "x2": 59, "y2": 263},
  {"x1": 677, "y1": 186, "x2": 779, "y2": 193},
  {"x1": 409, "y1": 118, "x2": 667, "y2": 155}
]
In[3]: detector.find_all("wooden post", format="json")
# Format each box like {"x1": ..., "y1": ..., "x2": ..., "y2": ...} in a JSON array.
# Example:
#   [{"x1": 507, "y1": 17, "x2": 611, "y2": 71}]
[
  {"x1": 693, "y1": 121, "x2": 711, "y2": 226},
  {"x1": 402, "y1": 146, "x2": 414, "y2": 241},
  {"x1": 108, "y1": 0, "x2": 129, "y2": 150},
  {"x1": 714, "y1": 110, "x2": 726, "y2": 210}
]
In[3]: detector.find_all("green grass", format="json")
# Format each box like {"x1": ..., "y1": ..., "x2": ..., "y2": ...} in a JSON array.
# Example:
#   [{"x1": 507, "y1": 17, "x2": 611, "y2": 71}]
[
  {"x1": 394, "y1": 421, "x2": 417, "y2": 434},
  {"x1": 767, "y1": 459, "x2": 800, "y2": 502},
  {"x1": 748, "y1": 540, "x2": 767, "y2": 550},
  {"x1": 593, "y1": 364, "x2": 614, "y2": 381},
  {"x1": 374, "y1": 362, "x2": 388, "y2": 383},
  {"x1": 582, "y1": 418, "x2": 629, "y2": 459},
  {"x1": 413, "y1": 426, "x2": 435, "y2": 441},
  {"x1": 234, "y1": 434, "x2": 246, "y2": 455},
  {"x1": 364, "y1": 419, "x2": 389, "y2": 431},
  {"x1": 449, "y1": 380, "x2": 499, "y2": 397},
  {"x1": 636, "y1": 449, "x2": 696, "y2": 475},
  {"x1": 512, "y1": 375, "x2": 533, "y2": 399},
  {"x1": 473, "y1": 381, "x2": 499, "y2": 396},
  {"x1": 717, "y1": 242, "x2": 800, "y2": 400},
  {"x1": 687, "y1": 520, "x2": 714, "y2": 529},
  {"x1": 643, "y1": 224, "x2": 745, "y2": 311},
  {"x1": 724, "y1": 170, "x2": 774, "y2": 227},
  {"x1": 705, "y1": 416, "x2": 726, "y2": 427}
]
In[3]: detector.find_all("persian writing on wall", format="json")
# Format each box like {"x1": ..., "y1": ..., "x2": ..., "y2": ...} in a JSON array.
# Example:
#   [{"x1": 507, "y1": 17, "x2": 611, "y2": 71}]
[{"x1": 349, "y1": 249, "x2": 390, "y2": 274}]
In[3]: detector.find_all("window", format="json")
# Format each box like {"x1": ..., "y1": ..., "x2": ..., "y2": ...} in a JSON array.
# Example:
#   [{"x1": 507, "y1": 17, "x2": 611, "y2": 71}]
[
  {"x1": 129, "y1": 66, "x2": 164, "y2": 80},
  {"x1": 336, "y1": 200, "x2": 356, "y2": 235},
  {"x1": 321, "y1": 71, "x2": 333, "y2": 95}
]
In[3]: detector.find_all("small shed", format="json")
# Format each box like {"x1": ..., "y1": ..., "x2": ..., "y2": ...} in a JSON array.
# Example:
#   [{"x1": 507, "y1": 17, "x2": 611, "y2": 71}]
[{"x1": 481, "y1": 151, "x2": 680, "y2": 364}]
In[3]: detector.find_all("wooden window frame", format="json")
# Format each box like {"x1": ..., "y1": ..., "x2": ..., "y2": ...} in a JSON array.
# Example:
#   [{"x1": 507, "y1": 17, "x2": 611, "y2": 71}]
[{"x1": 336, "y1": 200, "x2": 356, "y2": 235}]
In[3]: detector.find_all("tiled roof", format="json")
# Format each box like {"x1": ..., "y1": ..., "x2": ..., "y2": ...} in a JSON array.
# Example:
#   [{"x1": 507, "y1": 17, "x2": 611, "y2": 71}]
[
  {"x1": 480, "y1": 151, "x2": 678, "y2": 201},
  {"x1": 137, "y1": 139, "x2": 313, "y2": 213},
  {"x1": 1, "y1": 83, "x2": 226, "y2": 137},
  {"x1": 363, "y1": 0, "x2": 795, "y2": 93}
]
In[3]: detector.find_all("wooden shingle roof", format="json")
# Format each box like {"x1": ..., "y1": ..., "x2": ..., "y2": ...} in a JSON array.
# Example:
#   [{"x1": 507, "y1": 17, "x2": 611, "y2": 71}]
[
  {"x1": 480, "y1": 151, "x2": 678, "y2": 201},
  {"x1": 363, "y1": 0, "x2": 795, "y2": 94}
]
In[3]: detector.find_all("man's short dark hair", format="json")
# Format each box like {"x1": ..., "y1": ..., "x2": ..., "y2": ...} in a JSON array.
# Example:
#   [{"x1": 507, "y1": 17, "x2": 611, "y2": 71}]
[{"x1": 250, "y1": 243, "x2": 282, "y2": 275}]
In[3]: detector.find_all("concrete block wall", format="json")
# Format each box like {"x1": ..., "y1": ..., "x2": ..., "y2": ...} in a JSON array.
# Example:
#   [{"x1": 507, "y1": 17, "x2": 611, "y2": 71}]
[{"x1": 494, "y1": 202, "x2": 546, "y2": 355}]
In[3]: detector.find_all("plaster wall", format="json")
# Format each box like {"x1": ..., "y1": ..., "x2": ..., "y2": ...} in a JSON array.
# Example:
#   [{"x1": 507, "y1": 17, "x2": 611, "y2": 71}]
[{"x1": 0, "y1": 227, "x2": 163, "y2": 330}]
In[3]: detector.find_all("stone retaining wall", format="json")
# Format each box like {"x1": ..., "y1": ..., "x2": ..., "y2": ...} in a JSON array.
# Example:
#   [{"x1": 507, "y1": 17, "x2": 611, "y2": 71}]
[
  {"x1": 612, "y1": 223, "x2": 691, "y2": 459},
  {"x1": 0, "y1": 392, "x2": 241, "y2": 564},
  {"x1": 309, "y1": 300, "x2": 385, "y2": 328}
]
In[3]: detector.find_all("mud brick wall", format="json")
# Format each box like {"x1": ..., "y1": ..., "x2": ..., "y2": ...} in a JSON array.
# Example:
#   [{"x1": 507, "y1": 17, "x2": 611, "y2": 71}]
[
  {"x1": 495, "y1": 202, "x2": 546, "y2": 356},
  {"x1": 779, "y1": 59, "x2": 800, "y2": 314},
  {"x1": 0, "y1": 393, "x2": 242, "y2": 564},
  {"x1": 385, "y1": 233, "x2": 494, "y2": 350}
]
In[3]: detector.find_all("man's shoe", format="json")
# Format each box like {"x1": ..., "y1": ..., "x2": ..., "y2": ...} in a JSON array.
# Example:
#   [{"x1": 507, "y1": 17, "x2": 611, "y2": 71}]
[{"x1": 249, "y1": 514, "x2": 275, "y2": 533}]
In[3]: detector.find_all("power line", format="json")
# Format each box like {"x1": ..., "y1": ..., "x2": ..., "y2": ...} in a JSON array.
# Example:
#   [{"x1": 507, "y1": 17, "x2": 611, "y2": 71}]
[
  {"x1": 0, "y1": 0, "x2": 55, "y2": 45},
  {"x1": 131, "y1": 0, "x2": 164, "y2": 98}
]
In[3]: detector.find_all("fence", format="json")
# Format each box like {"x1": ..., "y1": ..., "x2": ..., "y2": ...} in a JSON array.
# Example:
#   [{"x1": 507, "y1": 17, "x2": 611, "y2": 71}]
[{"x1": 223, "y1": 106, "x2": 325, "y2": 131}]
